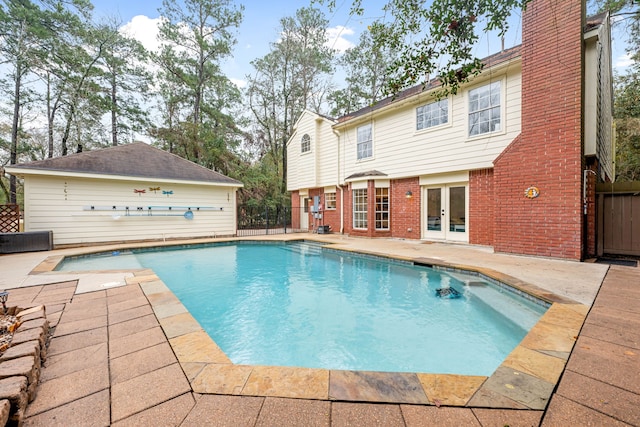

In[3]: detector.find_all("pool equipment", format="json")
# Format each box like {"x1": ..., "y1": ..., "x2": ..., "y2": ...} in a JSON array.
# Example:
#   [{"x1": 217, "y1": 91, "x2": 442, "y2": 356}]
[{"x1": 436, "y1": 287, "x2": 462, "y2": 298}]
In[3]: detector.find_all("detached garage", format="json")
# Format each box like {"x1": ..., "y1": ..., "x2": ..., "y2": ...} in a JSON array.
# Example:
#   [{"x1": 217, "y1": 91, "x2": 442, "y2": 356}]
[{"x1": 5, "y1": 143, "x2": 243, "y2": 247}]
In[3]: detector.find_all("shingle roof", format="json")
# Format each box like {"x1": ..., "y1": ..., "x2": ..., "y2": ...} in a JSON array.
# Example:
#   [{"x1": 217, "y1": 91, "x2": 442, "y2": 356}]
[
  {"x1": 345, "y1": 170, "x2": 388, "y2": 180},
  {"x1": 585, "y1": 11, "x2": 607, "y2": 32},
  {"x1": 7, "y1": 142, "x2": 242, "y2": 186},
  {"x1": 336, "y1": 45, "x2": 522, "y2": 124}
]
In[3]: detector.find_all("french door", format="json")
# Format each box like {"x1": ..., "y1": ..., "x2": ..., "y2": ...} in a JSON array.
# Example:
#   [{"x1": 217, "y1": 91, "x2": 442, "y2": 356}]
[{"x1": 423, "y1": 184, "x2": 468, "y2": 242}]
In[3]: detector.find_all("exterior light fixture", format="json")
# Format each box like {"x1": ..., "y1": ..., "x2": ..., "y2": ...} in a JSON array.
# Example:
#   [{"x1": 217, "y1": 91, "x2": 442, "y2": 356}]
[{"x1": 405, "y1": 190, "x2": 413, "y2": 199}]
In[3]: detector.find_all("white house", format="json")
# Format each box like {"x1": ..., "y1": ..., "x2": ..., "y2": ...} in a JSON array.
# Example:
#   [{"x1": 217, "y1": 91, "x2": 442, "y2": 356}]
[
  {"x1": 286, "y1": 3, "x2": 614, "y2": 260},
  {"x1": 5, "y1": 143, "x2": 243, "y2": 247}
]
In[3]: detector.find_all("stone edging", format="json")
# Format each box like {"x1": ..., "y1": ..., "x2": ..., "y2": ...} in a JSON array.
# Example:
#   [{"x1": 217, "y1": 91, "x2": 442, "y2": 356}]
[{"x1": 0, "y1": 306, "x2": 50, "y2": 427}]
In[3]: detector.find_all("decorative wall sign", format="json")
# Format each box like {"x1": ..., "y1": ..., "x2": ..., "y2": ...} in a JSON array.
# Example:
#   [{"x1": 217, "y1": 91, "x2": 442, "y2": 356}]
[
  {"x1": 163, "y1": 190, "x2": 173, "y2": 197},
  {"x1": 149, "y1": 187, "x2": 161, "y2": 194},
  {"x1": 134, "y1": 189, "x2": 146, "y2": 195},
  {"x1": 524, "y1": 186, "x2": 540, "y2": 199},
  {"x1": 83, "y1": 205, "x2": 223, "y2": 217}
]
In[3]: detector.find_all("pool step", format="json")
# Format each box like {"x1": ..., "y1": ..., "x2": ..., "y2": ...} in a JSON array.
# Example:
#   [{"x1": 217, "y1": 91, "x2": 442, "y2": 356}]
[
  {"x1": 464, "y1": 284, "x2": 545, "y2": 331},
  {"x1": 281, "y1": 244, "x2": 324, "y2": 256}
]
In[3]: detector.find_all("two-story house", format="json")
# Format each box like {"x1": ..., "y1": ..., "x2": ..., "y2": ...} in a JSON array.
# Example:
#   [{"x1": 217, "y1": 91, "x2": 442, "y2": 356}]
[{"x1": 286, "y1": 0, "x2": 613, "y2": 261}]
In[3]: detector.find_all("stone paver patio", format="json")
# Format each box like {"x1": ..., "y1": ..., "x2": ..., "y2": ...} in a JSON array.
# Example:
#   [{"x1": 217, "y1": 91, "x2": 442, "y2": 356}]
[{"x1": 0, "y1": 236, "x2": 637, "y2": 425}]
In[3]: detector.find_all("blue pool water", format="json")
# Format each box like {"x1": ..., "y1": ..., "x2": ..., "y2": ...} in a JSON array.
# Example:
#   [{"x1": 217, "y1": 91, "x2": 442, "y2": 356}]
[{"x1": 58, "y1": 242, "x2": 548, "y2": 376}]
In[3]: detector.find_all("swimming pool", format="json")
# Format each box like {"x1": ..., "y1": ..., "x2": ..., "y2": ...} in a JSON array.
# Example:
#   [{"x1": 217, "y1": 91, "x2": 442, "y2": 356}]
[{"x1": 58, "y1": 241, "x2": 548, "y2": 376}]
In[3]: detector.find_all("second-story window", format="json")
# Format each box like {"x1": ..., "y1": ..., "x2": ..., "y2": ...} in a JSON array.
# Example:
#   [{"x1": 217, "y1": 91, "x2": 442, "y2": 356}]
[
  {"x1": 357, "y1": 124, "x2": 373, "y2": 160},
  {"x1": 416, "y1": 99, "x2": 448, "y2": 130},
  {"x1": 469, "y1": 81, "x2": 501, "y2": 137},
  {"x1": 301, "y1": 134, "x2": 311, "y2": 153}
]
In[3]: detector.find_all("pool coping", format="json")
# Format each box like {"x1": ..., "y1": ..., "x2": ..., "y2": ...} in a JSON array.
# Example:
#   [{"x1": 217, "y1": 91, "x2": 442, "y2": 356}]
[{"x1": 33, "y1": 238, "x2": 589, "y2": 409}]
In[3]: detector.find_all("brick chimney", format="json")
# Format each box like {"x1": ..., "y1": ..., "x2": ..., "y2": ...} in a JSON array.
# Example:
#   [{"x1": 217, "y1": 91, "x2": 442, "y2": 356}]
[{"x1": 493, "y1": 0, "x2": 585, "y2": 259}]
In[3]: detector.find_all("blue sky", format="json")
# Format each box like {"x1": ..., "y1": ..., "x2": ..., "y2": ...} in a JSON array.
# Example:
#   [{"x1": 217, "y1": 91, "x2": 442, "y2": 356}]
[
  {"x1": 90, "y1": 0, "x2": 390, "y2": 87},
  {"x1": 90, "y1": 0, "x2": 633, "y2": 88}
]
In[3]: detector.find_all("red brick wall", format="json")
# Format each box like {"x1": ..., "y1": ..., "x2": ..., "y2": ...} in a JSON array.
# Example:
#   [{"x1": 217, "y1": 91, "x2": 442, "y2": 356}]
[
  {"x1": 290, "y1": 191, "x2": 300, "y2": 229},
  {"x1": 343, "y1": 184, "x2": 353, "y2": 235},
  {"x1": 343, "y1": 180, "x2": 421, "y2": 239},
  {"x1": 469, "y1": 169, "x2": 494, "y2": 246},
  {"x1": 390, "y1": 178, "x2": 421, "y2": 239},
  {"x1": 346, "y1": 182, "x2": 374, "y2": 238},
  {"x1": 322, "y1": 194, "x2": 341, "y2": 233},
  {"x1": 295, "y1": 187, "x2": 345, "y2": 234},
  {"x1": 493, "y1": 0, "x2": 584, "y2": 259}
]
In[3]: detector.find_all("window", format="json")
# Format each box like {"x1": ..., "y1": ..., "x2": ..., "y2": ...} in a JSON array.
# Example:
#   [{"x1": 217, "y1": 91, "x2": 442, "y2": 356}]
[
  {"x1": 468, "y1": 81, "x2": 501, "y2": 137},
  {"x1": 353, "y1": 189, "x2": 368, "y2": 229},
  {"x1": 375, "y1": 188, "x2": 389, "y2": 230},
  {"x1": 416, "y1": 99, "x2": 448, "y2": 130},
  {"x1": 325, "y1": 192, "x2": 336, "y2": 210},
  {"x1": 301, "y1": 134, "x2": 311, "y2": 153},
  {"x1": 357, "y1": 124, "x2": 372, "y2": 160}
]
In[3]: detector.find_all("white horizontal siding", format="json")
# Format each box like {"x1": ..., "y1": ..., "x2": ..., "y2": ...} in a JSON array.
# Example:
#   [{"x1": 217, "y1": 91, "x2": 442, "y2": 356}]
[
  {"x1": 24, "y1": 175, "x2": 237, "y2": 246},
  {"x1": 339, "y1": 67, "x2": 522, "y2": 180},
  {"x1": 287, "y1": 113, "x2": 318, "y2": 191},
  {"x1": 316, "y1": 119, "x2": 339, "y2": 187}
]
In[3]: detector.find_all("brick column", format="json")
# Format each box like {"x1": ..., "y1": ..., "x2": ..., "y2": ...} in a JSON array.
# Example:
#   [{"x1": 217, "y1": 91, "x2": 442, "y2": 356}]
[
  {"x1": 493, "y1": 0, "x2": 584, "y2": 259},
  {"x1": 469, "y1": 169, "x2": 494, "y2": 246}
]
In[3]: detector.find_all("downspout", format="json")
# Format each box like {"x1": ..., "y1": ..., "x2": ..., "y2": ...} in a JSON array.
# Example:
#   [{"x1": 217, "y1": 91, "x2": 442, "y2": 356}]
[
  {"x1": 333, "y1": 127, "x2": 344, "y2": 233},
  {"x1": 338, "y1": 184, "x2": 344, "y2": 234}
]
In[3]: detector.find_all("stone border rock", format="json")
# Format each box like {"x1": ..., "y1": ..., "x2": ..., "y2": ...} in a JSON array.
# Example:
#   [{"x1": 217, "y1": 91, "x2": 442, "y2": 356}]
[{"x1": 0, "y1": 306, "x2": 49, "y2": 427}]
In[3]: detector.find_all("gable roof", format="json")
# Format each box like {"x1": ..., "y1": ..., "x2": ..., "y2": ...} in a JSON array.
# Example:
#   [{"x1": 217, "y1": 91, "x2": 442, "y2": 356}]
[{"x1": 6, "y1": 142, "x2": 242, "y2": 186}]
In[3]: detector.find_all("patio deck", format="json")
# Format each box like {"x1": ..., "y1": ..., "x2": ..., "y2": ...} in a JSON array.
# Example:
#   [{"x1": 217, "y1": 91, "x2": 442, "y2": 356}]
[{"x1": 0, "y1": 235, "x2": 637, "y2": 426}]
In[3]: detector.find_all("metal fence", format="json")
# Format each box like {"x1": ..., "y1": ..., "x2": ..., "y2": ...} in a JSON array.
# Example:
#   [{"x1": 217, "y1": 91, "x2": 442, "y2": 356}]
[{"x1": 236, "y1": 205, "x2": 306, "y2": 236}]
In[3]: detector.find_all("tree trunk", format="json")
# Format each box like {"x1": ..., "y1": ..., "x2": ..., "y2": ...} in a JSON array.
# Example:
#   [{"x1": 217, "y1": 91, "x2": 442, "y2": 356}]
[
  {"x1": 46, "y1": 73, "x2": 54, "y2": 158},
  {"x1": 10, "y1": 60, "x2": 22, "y2": 204},
  {"x1": 111, "y1": 73, "x2": 118, "y2": 146},
  {"x1": 60, "y1": 104, "x2": 75, "y2": 156}
]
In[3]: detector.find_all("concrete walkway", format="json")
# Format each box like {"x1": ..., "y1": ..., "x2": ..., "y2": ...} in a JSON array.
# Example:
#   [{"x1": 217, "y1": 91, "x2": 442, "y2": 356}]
[
  {"x1": 0, "y1": 236, "x2": 637, "y2": 425},
  {"x1": 542, "y1": 265, "x2": 640, "y2": 426}
]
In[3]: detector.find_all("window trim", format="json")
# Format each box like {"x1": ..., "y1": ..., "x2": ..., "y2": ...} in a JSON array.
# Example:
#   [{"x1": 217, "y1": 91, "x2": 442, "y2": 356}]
[
  {"x1": 301, "y1": 134, "x2": 311, "y2": 154},
  {"x1": 415, "y1": 97, "x2": 451, "y2": 133},
  {"x1": 356, "y1": 123, "x2": 373, "y2": 161},
  {"x1": 324, "y1": 192, "x2": 337, "y2": 210},
  {"x1": 352, "y1": 188, "x2": 368, "y2": 229},
  {"x1": 375, "y1": 187, "x2": 389, "y2": 230},
  {"x1": 466, "y1": 77, "x2": 507, "y2": 140}
]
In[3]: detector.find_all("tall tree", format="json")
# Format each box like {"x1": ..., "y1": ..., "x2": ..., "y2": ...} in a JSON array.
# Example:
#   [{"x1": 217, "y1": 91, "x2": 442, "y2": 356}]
[
  {"x1": 320, "y1": 0, "x2": 530, "y2": 96},
  {"x1": 97, "y1": 20, "x2": 152, "y2": 146},
  {"x1": 1, "y1": 0, "x2": 44, "y2": 203},
  {"x1": 0, "y1": 0, "x2": 90, "y2": 202},
  {"x1": 57, "y1": 21, "x2": 115, "y2": 156},
  {"x1": 246, "y1": 6, "x2": 334, "y2": 195},
  {"x1": 329, "y1": 26, "x2": 397, "y2": 116},
  {"x1": 154, "y1": 0, "x2": 244, "y2": 166}
]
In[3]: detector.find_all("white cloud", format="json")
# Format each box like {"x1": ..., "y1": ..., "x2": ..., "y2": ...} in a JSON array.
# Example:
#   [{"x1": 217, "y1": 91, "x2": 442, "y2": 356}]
[
  {"x1": 615, "y1": 53, "x2": 635, "y2": 69},
  {"x1": 325, "y1": 26, "x2": 355, "y2": 53},
  {"x1": 120, "y1": 15, "x2": 162, "y2": 53},
  {"x1": 230, "y1": 78, "x2": 247, "y2": 88}
]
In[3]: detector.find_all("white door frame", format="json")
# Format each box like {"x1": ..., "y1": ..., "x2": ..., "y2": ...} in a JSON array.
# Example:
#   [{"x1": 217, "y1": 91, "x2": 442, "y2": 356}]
[
  {"x1": 300, "y1": 196, "x2": 309, "y2": 231},
  {"x1": 421, "y1": 183, "x2": 469, "y2": 242}
]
